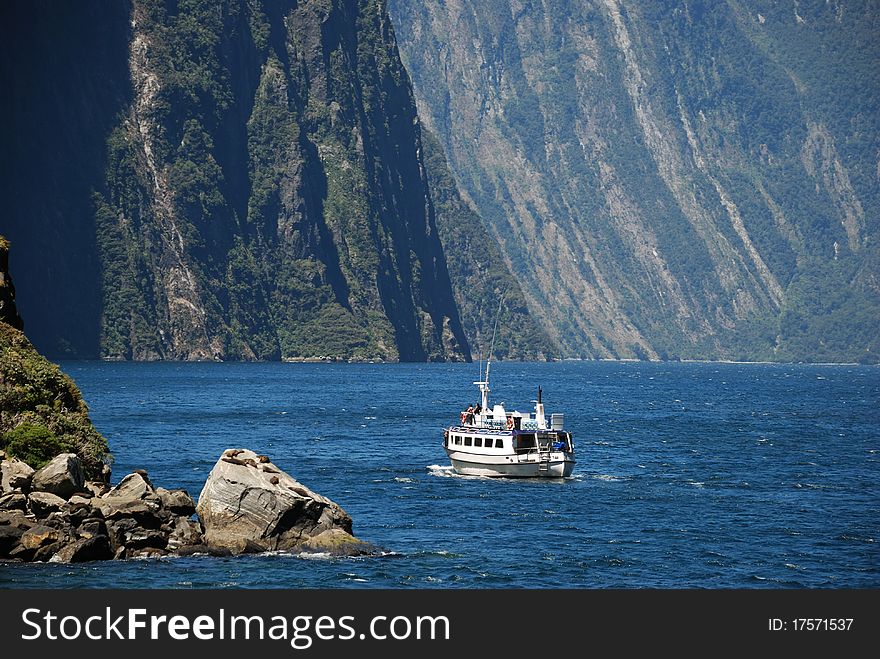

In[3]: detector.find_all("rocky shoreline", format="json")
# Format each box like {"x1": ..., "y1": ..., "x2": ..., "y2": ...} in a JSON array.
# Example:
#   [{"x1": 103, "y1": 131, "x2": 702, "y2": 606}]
[{"x1": 0, "y1": 448, "x2": 374, "y2": 564}]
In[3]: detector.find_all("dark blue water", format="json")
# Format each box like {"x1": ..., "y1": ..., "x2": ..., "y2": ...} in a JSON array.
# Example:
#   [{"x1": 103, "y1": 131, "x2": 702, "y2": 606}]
[{"x1": 2, "y1": 361, "x2": 877, "y2": 588}]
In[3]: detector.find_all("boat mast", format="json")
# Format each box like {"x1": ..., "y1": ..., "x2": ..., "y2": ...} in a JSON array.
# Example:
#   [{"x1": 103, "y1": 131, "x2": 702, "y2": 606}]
[
  {"x1": 474, "y1": 292, "x2": 505, "y2": 414},
  {"x1": 474, "y1": 363, "x2": 490, "y2": 413}
]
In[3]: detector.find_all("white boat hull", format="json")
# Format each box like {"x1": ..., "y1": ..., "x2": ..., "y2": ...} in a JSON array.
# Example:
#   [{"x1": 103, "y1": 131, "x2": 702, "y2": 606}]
[{"x1": 445, "y1": 448, "x2": 575, "y2": 478}]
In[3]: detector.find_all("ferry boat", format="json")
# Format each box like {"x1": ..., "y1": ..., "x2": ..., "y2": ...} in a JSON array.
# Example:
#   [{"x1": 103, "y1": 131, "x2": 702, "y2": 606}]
[{"x1": 443, "y1": 363, "x2": 575, "y2": 478}]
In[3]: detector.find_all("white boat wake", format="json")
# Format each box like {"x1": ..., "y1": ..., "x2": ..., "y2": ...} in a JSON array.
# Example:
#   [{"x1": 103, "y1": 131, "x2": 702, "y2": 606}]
[{"x1": 425, "y1": 464, "x2": 488, "y2": 480}]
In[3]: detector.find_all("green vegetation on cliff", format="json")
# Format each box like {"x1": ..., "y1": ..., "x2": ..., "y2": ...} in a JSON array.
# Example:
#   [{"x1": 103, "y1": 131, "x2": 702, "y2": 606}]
[{"x1": 90, "y1": 0, "x2": 469, "y2": 362}]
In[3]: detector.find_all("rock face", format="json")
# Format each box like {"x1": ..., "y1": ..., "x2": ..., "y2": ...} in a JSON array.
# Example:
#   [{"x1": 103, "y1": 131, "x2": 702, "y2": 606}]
[
  {"x1": 31, "y1": 453, "x2": 84, "y2": 498},
  {"x1": 197, "y1": 449, "x2": 370, "y2": 555},
  {"x1": 1, "y1": 448, "x2": 374, "y2": 562},
  {"x1": 421, "y1": 130, "x2": 556, "y2": 360},
  {"x1": 390, "y1": 0, "x2": 880, "y2": 364}
]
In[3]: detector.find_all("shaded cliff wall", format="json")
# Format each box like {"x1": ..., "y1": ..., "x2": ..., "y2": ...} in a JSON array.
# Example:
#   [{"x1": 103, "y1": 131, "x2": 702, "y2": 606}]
[
  {"x1": 0, "y1": 1, "x2": 132, "y2": 357},
  {"x1": 2, "y1": 0, "x2": 469, "y2": 362}
]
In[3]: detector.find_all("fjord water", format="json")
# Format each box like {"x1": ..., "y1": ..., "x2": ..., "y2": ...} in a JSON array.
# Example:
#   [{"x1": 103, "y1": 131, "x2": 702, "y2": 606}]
[{"x1": 2, "y1": 361, "x2": 877, "y2": 588}]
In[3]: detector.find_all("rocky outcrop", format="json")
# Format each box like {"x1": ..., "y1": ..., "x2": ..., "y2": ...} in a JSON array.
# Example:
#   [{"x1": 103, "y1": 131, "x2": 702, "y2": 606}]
[
  {"x1": 421, "y1": 130, "x2": 556, "y2": 360},
  {"x1": 0, "y1": 452, "x2": 205, "y2": 563},
  {"x1": 0, "y1": 320, "x2": 111, "y2": 480},
  {"x1": 1, "y1": 448, "x2": 375, "y2": 563},
  {"x1": 197, "y1": 449, "x2": 372, "y2": 556}
]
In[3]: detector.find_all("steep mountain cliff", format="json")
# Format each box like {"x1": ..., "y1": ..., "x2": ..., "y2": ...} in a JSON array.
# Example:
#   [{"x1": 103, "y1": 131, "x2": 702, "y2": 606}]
[
  {"x1": 101, "y1": 0, "x2": 470, "y2": 361},
  {"x1": 3, "y1": 0, "x2": 469, "y2": 362},
  {"x1": 423, "y1": 130, "x2": 556, "y2": 360},
  {"x1": 390, "y1": 0, "x2": 879, "y2": 363}
]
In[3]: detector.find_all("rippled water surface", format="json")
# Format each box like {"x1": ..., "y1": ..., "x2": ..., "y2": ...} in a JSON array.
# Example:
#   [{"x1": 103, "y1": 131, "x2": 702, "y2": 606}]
[{"x1": 2, "y1": 361, "x2": 877, "y2": 588}]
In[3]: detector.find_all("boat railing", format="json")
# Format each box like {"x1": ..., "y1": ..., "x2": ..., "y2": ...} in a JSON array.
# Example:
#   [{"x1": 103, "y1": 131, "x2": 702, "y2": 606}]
[
  {"x1": 451, "y1": 425, "x2": 510, "y2": 434},
  {"x1": 456, "y1": 418, "x2": 541, "y2": 431}
]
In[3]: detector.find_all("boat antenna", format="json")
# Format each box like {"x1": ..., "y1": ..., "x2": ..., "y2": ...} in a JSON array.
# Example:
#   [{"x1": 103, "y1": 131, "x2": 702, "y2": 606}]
[
  {"x1": 485, "y1": 290, "x2": 507, "y2": 384},
  {"x1": 476, "y1": 299, "x2": 485, "y2": 387},
  {"x1": 473, "y1": 290, "x2": 506, "y2": 415}
]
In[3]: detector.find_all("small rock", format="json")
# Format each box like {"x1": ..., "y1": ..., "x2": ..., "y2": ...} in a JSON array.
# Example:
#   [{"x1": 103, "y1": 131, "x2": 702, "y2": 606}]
[
  {"x1": 52, "y1": 535, "x2": 112, "y2": 563},
  {"x1": 68, "y1": 494, "x2": 92, "y2": 507},
  {"x1": 166, "y1": 517, "x2": 203, "y2": 550},
  {"x1": 106, "y1": 518, "x2": 137, "y2": 552},
  {"x1": 0, "y1": 510, "x2": 35, "y2": 530},
  {"x1": 1, "y1": 457, "x2": 35, "y2": 493},
  {"x1": 297, "y1": 527, "x2": 378, "y2": 556},
  {"x1": 85, "y1": 481, "x2": 110, "y2": 498},
  {"x1": 77, "y1": 518, "x2": 108, "y2": 539},
  {"x1": 0, "y1": 492, "x2": 27, "y2": 511},
  {"x1": 124, "y1": 528, "x2": 167, "y2": 550},
  {"x1": 133, "y1": 469, "x2": 153, "y2": 487},
  {"x1": 28, "y1": 491, "x2": 67, "y2": 517},
  {"x1": 104, "y1": 472, "x2": 156, "y2": 500},
  {"x1": 31, "y1": 453, "x2": 84, "y2": 499},
  {"x1": 60, "y1": 503, "x2": 92, "y2": 526},
  {"x1": 155, "y1": 487, "x2": 196, "y2": 516},
  {"x1": 20, "y1": 525, "x2": 64, "y2": 550},
  {"x1": 33, "y1": 541, "x2": 65, "y2": 562},
  {"x1": 93, "y1": 473, "x2": 161, "y2": 524},
  {"x1": 0, "y1": 524, "x2": 26, "y2": 555},
  {"x1": 7, "y1": 543, "x2": 35, "y2": 561}
]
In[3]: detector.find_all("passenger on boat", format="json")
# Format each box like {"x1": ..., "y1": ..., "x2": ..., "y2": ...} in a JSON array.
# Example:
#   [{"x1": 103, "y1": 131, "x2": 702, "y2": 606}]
[{"x1": 465, "y1": 405, "x2": 475, "y2": 425}]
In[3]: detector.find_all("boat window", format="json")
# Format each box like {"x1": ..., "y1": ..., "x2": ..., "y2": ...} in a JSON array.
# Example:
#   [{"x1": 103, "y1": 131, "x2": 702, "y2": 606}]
[
  {"x1": 474, "y1": 437, "x2": 482, "y2": 447},
  {"x1": 453, "y1": 436, "x2": 461, "y2": 446},
  {"x1": 495, "y1": 438, "x2": 505, "y2": 448},
  {"x1": 514, "y1": 434, "x2": 537, "y2": 453},
  {"x1": 464, "y1": 437, "x2": 472, "y2": 447}
]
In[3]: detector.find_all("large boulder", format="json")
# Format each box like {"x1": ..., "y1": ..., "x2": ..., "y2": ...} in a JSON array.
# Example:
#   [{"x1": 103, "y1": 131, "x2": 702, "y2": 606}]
[
  {"x1": 0, "y1": 511, "x2": 36, "y2": 558},
  {"x1": 1, "y1": 457, "x2": 35, "y2": 493},
  {"x1": 93, "y1": 472, "x2": 161, "y2": 523},
  {"x1": 27, "y1": 491, "x2": 67, "y2": 517},
  {"x1": 0, "y1": 492, "x2": 26, "y2": 511},
  {"x1": 20, "y1": 525, "x2": 65, "y2": 551},
  {"x1": 196, "y1": 449, "x2": 366, "y2": 554},
  {"x1": 31, "y1": 453, "x2": 84, "y2": 498}
]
